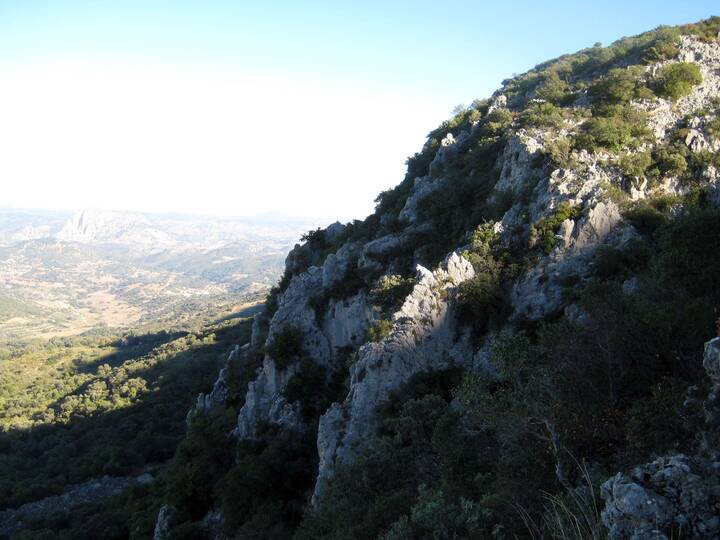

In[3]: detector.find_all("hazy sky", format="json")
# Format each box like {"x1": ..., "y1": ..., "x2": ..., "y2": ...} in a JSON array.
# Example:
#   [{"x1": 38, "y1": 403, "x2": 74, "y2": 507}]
[{"x1": 0, "y1": 2, "x2": 716, "y2": 221}]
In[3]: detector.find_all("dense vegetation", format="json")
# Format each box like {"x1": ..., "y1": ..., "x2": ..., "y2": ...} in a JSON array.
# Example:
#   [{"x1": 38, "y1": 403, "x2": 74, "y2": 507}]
[{"x1": 0, "y1": 317, "x2": 253, "y2": 538}]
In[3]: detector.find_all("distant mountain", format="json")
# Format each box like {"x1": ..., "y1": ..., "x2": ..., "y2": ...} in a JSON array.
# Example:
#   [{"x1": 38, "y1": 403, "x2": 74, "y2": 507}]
[
  {"x1": 0, "y1": 207, "x2": 328, "y2": 340},
  {"x1": 56, "y1": 209, "x2": 172, "y2": 245}
]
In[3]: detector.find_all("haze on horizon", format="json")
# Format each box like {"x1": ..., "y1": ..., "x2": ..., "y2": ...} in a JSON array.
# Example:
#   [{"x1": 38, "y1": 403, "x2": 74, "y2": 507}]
[{"x1": 0, "y1": 1, "x2": 716, "y2": 222}]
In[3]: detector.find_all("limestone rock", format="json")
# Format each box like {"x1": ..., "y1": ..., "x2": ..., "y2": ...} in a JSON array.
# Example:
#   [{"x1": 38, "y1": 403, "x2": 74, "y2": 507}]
[
  {"x1": 153, "y1": 505, "x2": 175, "y2": 540},
  {"x1": 313, "y1": 252, "x2": 475, "y2": 504},
  {"x1": 399, "y1": 176, "x2": 443, "y2": 224},
  {"x1": 601, "y1": 455, "x2": 720, "y2": 540}
]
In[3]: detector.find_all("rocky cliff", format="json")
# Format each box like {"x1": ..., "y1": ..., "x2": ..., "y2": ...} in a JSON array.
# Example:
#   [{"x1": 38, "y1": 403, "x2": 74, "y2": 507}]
[{"x1": 157, "y1": 18, "x2": 720, "y2": 540}]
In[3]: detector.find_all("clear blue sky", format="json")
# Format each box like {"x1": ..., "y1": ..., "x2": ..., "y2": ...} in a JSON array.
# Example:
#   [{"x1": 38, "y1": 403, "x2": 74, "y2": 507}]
[{"x1": 0, "y1": 1, "x2": 716, "y2": 219}]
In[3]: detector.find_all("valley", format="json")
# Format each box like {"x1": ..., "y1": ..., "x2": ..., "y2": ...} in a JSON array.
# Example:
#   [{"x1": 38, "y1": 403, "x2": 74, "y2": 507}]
[{"x1": 0, "y1": 208, "x2": 324, "y2": 342}]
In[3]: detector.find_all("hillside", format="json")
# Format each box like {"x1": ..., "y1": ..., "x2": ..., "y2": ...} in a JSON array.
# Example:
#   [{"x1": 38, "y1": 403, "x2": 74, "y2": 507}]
[{"x1": 6, "y1": 16, "x2": 720, "y2": 540}]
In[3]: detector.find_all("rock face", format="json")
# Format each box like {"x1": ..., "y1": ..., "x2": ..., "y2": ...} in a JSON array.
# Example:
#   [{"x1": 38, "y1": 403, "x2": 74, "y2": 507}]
[
  {"x1": 233, "y1": 262, "x2": 375, "y2": 439},
  {"x1": 313, "y1": 252, "x2": 475, "y2": 502},
  {"x1": 601, "y1": 455, "x2": 720, "y2": 540}
]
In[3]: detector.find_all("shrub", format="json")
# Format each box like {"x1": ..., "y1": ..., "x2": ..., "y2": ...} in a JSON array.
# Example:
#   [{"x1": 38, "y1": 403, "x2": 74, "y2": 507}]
[
  {"x1": 594, "y1": 241, "x2": 651, "y2": 279},
  {"x1": 265, "y1": 326, "x2": 304, "y2": 369},
  {"x1": 641, "y1": 27, "x2": 681, "y2": 62},
  {"x1": 655, "y1": 62, "x2": 703, "y2": 101},
  {"x1": 624, "y1": 203, "x2": 667, "y2": 235},
  {"x1": 625, "y1": 378, "x2": 700, "y2": 460},
  {"x1": 682, "y1": 16, "x2": 720, "y2": 43},
  {"x1": 589, "y1": 67, "x2": 651, "y2": 105},
  {"x1": 652, "y1": 146, "x2": 688, "y2": 178},
  {"x1": 369, "y1": 275, "x2": 416, "y2": 314},
  {"x1": 533, "y1": 202, "x2": 580, "y2": 253},
  {"x1": 520, "y1": 102, "x2": 565, "y2": 128},
  {"x1": 218, "y1": 427, "x2": 317, "y2": 537},
  {"x1": 545, "y1": 136, "x2": 572, "y2": 168},
  {"x1": 655, "y1": 207, "x2": 720, "y2": 298},
  {"x1": 368, "y1": 319, "x2": 393, "y2": 342},
  {"x1": 575, "y1": 105, "x2": 651, "y2": 153},
  {"x1": 619, "y1": 151, "x2": 652, "y2": 178},
  {"x1": 535, "y1": 71, "x2": 573, "y2": 105},
  {"x1": 455, "y1": 273, "x2": 505, "y2": 333}
]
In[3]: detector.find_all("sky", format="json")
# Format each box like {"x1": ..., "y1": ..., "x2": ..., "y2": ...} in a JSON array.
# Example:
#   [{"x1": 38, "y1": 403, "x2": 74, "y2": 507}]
[{"x1": 0, "y1": 1, "x2": 717, "y2": 221}]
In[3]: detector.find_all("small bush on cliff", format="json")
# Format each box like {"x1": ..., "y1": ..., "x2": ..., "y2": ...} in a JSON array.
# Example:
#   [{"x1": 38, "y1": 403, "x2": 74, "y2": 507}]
[
  {"x1": 619, "y1": 151, "x2": 652, "y2": 179},
  {"x1": 265, "y1": 325, "x2": 304, "y2": 369},
  {"x1": 369, "y1": 275, "x2": 416, "y2": 314},
  {"x1": 589, "y1": 66, "x2": 652, "y2": 105},
  {"x1": 368, "y1": 319, "x2": 393, "y2": 342},
  {"x1": 654, "y1": 62, "x2": 703, "y2": 101},
  {"x1": 574, "y1": 105, "x2": 651, "y2": 153},
  {"x1": 624, "y1": 202, "x2": 668, "y2": 235},
  {"x1": 519, "y1": 102, "x2": 565, "y2": 128},
  {"x1": 532, "y1": 202, "x2": 580, "y2": 253},
  {"x1": 455, "y1": 273, "x2": 505, "y2": 334}
]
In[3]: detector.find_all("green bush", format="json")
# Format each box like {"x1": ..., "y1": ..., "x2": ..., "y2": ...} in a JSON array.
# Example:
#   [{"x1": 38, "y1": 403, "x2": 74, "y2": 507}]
[
  {"x1": 520, "y1": 102, "x2": 565, "y2": 128},
  {"x1": 455, "y1": 273, "x2": 505, "y2": 333},
  {"x1": 368, "y1": 319, "x2": 393, "y2": 342},
  {"x1": 218, "y1": 427, "x2": 317, "y2": 538},
  {"x1": 265, "y1": 326, "x2": 304, "y2": 369},
  {"x1": 641, "y1": 27, "x2": 681, "y2": 62},
  {"x1": 619, "y1": 151, "x2": 652, "y2": 178},
  {"x1": 533, "y1": 202, "x2": 580, "y2": 253},
  {"x1": 535, "y1": 71, "x2": 573, "y2": 105},
  {"x1": 652, "y1": 146, "x2": 688, "y2": 178},
  {"x1": 575, "y1": 105, "x2": 651, "y2": 153},
  {"x1": 544, "y1": 136, "x2": 572, "y2": 168},
  {"x1": 682, "y1": 16, "x2": 720, "y2": 43},
  {"x1": 624, "y1": 203, "x2": 667, "y2": 235},
  {"x1": 655, "y1": 207, "x2": 720, "y2": 297},
  {"x1": 655, "y1": 62, "x2": 703, "y2": 101},
  {"x1": 369, "y1": 275, "x2": 416, "y2": 314},
  {"x1": 589, "y1": 67, "x2": 651, "y2": 105}
]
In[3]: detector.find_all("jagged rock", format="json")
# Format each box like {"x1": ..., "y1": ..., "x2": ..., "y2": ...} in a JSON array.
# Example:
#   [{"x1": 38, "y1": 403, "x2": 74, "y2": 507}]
[
  {"x1": 429, "y1": 130, "x2": 469, "y2": 178},
  {"x1": 324, "y1": 221, "x2": 346, "y2": 244},
  {"x1": 153, "y1": 505, "x2": 175, "y2": 540},
  {"x1": 646, "y1": 36, "x2": 720, "y2": 140},
  {"x1": 703, "y1": 337, "x2": 720, "y2": 382},
  {"x1": 194, "y1": 345, "x2": 242, "y2": 415},
  {"x1": 487, "y1": 94, "x2": 507, "y2": 114},
  {"x1": 234, "y1": 269, "x2": 330, "y2": 438},
  {"x1": 601, "y1": 455, "x2": 720, "y2": 540},
  {"x1": 495, "y1": 132, "x2": 544, "y2": 197},
  {"x1": 703, "y1": 338, "x2": 720, "y2": 434},
  {"x1": 357, "y1": 233, "x2": 409, "y2": 274},
  {"x1": 322, "y1": 241, "x2": 361, "y2": 289},
  {"x1": 399, "y1": 176, "x2": 443, "y2": 224},
  {"x1": 322, "y1": 292, "x2": 374, "y2": 351},
  {"x1": 571, "y1": 201, "x2": 622, "y2": 251},
  {"x1": 313, "y1": 252, "x2": 475, "y2": 504}
]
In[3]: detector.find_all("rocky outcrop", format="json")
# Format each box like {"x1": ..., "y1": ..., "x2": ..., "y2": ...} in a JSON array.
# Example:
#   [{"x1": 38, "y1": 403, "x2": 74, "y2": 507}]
[
  {"x1": 601, "y1": 455, "x2": 720, "y2": 540},
  {"x1": 193, "y1": 344, "x2": 244, "y2": 415},
  {"x1": 153, "y1": 505, "x2": 175, "y2": 540},
  {"x1": 0, "y1": 474, "x2": 152, "y2": 538},
  {"x1": 601, "y1": 337, "x2": 720, "y2": 539},
  {"x1": 234, "y1": 259, "x2": 374, "y2": 439},
  {"x1": 313, "y1": 252, "x2": 475, "y2": 503}
]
